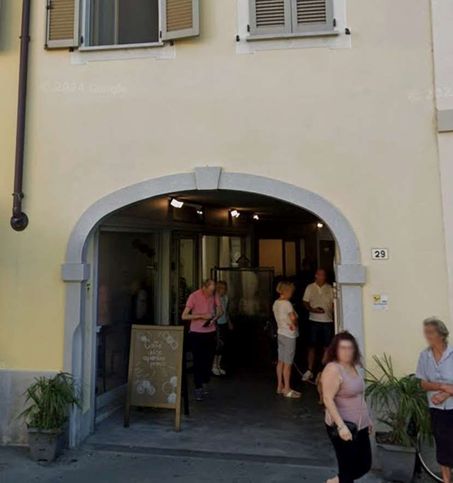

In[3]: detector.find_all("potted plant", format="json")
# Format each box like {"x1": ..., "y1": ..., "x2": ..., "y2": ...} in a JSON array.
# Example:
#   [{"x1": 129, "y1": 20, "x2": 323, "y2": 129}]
[
  {"x1": 366, "y1": 354, "x2": 431, "y2": 483},
  {"x1": 20, "y1": 372, "x2": 80, "y2": 463}
]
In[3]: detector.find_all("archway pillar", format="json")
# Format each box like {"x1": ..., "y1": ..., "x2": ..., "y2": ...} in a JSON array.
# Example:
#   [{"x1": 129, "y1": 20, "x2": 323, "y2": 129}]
[
  {"x1": 336, "y1": 264, "x2": 366, "y2": 285},
  {"x1": 336, "y1": 264, "x2": 366, "y2": 350}
]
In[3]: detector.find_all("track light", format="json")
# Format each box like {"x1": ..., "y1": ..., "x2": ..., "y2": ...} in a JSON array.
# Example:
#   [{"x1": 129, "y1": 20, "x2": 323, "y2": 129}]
[
  {"x1": 230, "y1": 209, "x2": 240, "y2": 219},
  {"x1": 197, "y1": 209, "x2": 203, "y2": 215},
  {"x1": 170, "y1": 198, "x2": 184, "y2": 209},
  {"x1": 253, "y1": 214, "x2": 259, "y2": 220}
]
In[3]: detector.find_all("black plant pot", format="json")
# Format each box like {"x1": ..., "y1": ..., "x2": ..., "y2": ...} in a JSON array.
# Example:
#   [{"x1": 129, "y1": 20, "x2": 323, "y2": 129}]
[{"x1": 377, "y1": 442, "x2": 416, "y2": 482}]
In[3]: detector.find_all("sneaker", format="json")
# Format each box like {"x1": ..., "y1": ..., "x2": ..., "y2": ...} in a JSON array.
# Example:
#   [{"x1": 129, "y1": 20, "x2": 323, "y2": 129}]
[
  {"x1": 219, "y1": 368, "x2": 226, "y2": 376},
  {"x1": 302, "y1": 370, "x2": 314, "y2": 382},
  {"x1": 194, "y1": 388, "x2": 204, "y2": 401},
  {"x1": 212, "y1": 366, "x2": 221, "y2": 376}
]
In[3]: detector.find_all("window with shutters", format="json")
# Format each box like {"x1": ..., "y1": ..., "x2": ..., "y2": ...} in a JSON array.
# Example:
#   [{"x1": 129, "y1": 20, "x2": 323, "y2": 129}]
[
  {"x1": 248, "y1": 0, "x2": 336, "y2": 38},
  {"x1": 45, "y1": 0, "x2": 199, "y2": 50}
]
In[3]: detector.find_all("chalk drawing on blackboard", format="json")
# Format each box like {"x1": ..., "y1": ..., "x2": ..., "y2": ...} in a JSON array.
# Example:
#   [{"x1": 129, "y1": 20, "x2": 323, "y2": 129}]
[
  {"x1": 140, "y1": 334, "x2": 151, "y2": 349},
  {"x1": 125, "y1": 325, "x2": 184, "y2": 431},
  {"x1": 160, "y1": 331, "x2": 179, "y2": 350},
  {"x1": 163, "y1": 376, "x2": 178, "y2": 404},
  {"x1": 136, "y1": 379, "x2": 156, "y2": 396}
]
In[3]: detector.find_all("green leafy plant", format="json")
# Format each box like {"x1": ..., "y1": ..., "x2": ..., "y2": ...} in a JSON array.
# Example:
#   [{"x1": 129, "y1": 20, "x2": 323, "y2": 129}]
[
  {"x1": 366, "y1": 354, "x2": 431, "y2": 447},
  {"x1": 20, "y1": 373, "x2": 80, "y2": 431}
]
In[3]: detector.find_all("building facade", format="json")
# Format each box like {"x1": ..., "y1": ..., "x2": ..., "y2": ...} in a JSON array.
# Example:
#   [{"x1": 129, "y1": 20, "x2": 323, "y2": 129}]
[
  {"x1": 0, "y1": 0, "x2": 451, "y2": 445},
  {"x1": 432, "y1": 0, "x2": 453, "y2": 326}
]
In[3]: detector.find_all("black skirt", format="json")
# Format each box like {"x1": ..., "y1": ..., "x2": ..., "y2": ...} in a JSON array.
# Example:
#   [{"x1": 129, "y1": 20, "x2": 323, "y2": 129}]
[{"x1": 430, "y1": 408, "x2": 453, "y2": 467}]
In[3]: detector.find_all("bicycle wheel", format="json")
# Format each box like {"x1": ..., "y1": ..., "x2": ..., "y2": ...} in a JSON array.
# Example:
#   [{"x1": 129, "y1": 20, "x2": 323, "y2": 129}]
[{"x1": 417, "y1": 436, "x2": 444, "y2": 482}]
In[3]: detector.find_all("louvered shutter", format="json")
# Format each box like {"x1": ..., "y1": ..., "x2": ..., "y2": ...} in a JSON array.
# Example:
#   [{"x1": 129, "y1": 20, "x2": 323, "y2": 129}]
[
  {"x1": 161, "y1": 0, "x2": 200, "y2": 41},
  {"x1": 45, "y1": 0, "x2": 80, "y2": 49},
  {"x1": 291, "y1": 0, "x2": 334, "y2": 33},
  {"x1": 249, "y1": 0, "x2": 292, "y2": 36}
]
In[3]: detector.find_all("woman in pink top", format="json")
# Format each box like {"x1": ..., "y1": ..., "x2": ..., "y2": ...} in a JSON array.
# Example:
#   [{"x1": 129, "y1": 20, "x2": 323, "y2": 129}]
[
  {"x1": 321, "y1": 332, "x2": 373, "y2": 483},
  {"x1": 182, "y1": 279, "x2": 222, "y2": 401}
]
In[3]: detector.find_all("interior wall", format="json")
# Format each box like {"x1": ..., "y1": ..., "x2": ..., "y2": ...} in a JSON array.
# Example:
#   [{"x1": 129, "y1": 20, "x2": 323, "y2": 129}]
[
  {"x1": 202, "y1": 235, "x2": 220, "y2": 280},
  {"x1": 259, "y1": 239, "x2": 284, "y2": 276}
]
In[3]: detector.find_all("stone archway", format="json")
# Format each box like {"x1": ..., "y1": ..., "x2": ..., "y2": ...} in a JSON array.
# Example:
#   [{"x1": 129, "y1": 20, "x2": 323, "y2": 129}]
[{"x1": 62, "y1": 167, "x2": 366, "y2": 445}]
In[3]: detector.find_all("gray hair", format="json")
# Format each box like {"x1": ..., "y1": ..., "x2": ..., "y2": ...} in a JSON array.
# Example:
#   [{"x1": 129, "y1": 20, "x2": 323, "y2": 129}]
[{"x1": 423, "y1": 316, "x2": 449, "y2": 343}]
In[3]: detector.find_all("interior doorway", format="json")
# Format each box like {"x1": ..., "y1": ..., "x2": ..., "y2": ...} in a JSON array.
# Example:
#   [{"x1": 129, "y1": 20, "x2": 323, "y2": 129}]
[{"x1": 92, "y1": 190, "x2": 338, "y2": 436}]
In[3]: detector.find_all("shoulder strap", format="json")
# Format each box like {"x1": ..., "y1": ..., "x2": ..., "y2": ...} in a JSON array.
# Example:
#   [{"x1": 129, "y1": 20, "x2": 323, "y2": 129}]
[{"x1": 334, "y1": 362, "x2": 344, "y2": 383}]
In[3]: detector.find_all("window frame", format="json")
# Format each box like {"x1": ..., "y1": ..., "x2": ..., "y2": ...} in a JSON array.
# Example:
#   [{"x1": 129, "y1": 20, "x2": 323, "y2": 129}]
[
  {"x1": 80, "y1": 0, "x2": 164, "y2": 51},
  {"x1": 247, "y1": 0, "x2": 338, "y2": 41}
]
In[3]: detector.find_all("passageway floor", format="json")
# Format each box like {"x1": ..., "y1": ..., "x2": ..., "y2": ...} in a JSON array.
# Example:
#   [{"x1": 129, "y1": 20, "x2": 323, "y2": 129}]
[{"x1": 90, "y1": 370, "x2": 335, "y2": 466}]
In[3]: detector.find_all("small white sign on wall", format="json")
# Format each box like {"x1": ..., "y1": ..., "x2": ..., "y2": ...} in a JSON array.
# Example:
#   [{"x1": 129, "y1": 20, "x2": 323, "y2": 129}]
[
  {"x1": 373, "y1": 294, "x2": 389, "y2": 311},
  {"x1": 371, "y1": 248, "x2": 389, "y2": 260}
]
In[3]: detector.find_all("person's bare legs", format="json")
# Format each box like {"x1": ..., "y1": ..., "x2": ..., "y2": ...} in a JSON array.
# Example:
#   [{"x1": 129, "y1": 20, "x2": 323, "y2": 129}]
[
  {"x1": 326, "y1": 477, "x2": 339, "y2": 483},
  {"x1": 276, "y1": 360, "x2": 284, "y2": 393},
  {"x1": 282, "y1": 363, "x2": 301, "y2": 395},
  {"x1": 441, "y1": 465, "x2": 451, "y2": 483},
  {"x1": 283, "y1": 363, "x2": 292, "y2": 393}
]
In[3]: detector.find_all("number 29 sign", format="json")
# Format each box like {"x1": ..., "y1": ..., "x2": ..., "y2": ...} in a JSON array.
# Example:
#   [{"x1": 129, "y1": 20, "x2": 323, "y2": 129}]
[{"x1": 371, "y1": 248, "x2": 389, "y2": 260}]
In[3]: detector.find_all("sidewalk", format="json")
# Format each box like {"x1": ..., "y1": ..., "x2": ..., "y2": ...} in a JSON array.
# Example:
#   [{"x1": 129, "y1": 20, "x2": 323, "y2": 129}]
[
  {"x1": 0, "y1": 446, "x2": 386, "y2": 483},
  {"x1": 0, "y1": 445, "x2": 434, "y2": 482}
]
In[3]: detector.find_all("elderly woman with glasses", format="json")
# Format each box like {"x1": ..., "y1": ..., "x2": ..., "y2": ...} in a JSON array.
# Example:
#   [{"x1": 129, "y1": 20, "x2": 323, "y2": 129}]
[{"x1": 417, "y1": 317, "x2": 453, "y2": 483}]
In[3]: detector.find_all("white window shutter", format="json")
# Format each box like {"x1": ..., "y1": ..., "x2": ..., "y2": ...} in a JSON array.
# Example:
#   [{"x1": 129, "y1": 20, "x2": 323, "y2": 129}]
[
  {"x1": 161, "y1": 0, "x2": 200, "y2": 41},
  {"x1": 291, "y1": 0, "x2": 335, "y2": 34},
  {"x1": 249, "y1": 0, "x2": 292, "y2": 36},
  {"x1": 45, "y1": 0, "x2": 80, "y2": 49}
]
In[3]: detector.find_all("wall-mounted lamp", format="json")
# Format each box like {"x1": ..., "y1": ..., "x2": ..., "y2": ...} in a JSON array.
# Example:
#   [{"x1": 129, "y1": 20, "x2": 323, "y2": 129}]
[
  {"x1": 317, "y1": 222, "x2": 324, "y2": 229},
  {"x1": 170, "y1": 198, "x2": 184, "y2": 209},
  {"x1": 230, "y1": 209, "x2": 240, "y2": 219}
]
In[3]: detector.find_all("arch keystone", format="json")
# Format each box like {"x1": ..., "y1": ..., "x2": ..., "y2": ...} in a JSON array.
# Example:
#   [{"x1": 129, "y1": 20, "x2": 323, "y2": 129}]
[{"x1": 194, "y1": 167, "x2": 222, "y2": 190}]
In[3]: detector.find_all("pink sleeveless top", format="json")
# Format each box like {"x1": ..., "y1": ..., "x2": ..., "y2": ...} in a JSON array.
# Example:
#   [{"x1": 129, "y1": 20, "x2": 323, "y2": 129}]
[{"x1": 325, "y1": 363, "x2": 372, "y2": 430}]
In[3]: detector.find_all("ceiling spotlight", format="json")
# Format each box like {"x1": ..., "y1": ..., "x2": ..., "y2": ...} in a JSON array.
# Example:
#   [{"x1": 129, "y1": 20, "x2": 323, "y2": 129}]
[
  {"x1": 230, "y1": 209, "x2": 240, "y2": 219},
  {"x1": 253, "y1": 214, "x2": 260, "y2": 220},
  {"x1": 196, "y1": 209, "x2": 203, "y2": 215},
  {"x1": 317, "y1": 222, "x2": 324, "y2": 229},
  {"x1": 170, "y1": 198, "x2": 184, "y2": 209}
]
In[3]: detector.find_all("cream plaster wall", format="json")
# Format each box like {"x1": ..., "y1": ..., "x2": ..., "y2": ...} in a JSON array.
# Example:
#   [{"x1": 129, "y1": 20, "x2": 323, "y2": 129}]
[
  {"x1": 0, "y1": 0, "x2": 449, "y2": 375},
  {"x1": 431, "y1": 0, "x2": 453, "y2": 325}
]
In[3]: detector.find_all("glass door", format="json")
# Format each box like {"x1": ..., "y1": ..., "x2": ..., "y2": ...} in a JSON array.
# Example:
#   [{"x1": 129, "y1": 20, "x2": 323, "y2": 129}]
[{"x1": 170, "y1": 234, "x2": 199, "y2": 324}]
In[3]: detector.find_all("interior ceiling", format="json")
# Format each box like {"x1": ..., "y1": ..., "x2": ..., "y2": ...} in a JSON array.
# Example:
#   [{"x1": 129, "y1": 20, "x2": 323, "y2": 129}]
[{"x1": 116, "y1": 190, "x2": 320, "y2": 223}]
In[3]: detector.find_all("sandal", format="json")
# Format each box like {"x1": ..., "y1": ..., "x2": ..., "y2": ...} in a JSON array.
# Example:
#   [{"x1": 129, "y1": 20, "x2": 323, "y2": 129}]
[{"x1": 283, "y1": 390, "x2": 301, "y2": 399}]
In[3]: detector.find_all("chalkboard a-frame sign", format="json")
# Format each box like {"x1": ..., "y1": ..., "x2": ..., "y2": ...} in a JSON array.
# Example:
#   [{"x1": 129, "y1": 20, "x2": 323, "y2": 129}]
[{"x1": 124, "y1": 325, "x2": 184, "y2": 431}]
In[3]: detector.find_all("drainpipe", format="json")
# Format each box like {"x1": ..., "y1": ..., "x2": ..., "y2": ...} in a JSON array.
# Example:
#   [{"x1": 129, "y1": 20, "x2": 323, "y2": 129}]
[{"x1": 11, "y1": 0, "x2": 31, "y2": 231}]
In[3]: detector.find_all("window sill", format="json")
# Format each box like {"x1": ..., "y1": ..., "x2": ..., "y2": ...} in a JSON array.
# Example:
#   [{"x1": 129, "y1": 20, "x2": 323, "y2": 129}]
[
  {"x1": 71, "y1": 41, "x2": 175, "y2": 64},
  {"x1": 79, "y1": 41, "x2": 164, "y2": 52},
  {"x1": 246, "y1": 31, "x2": 339, "y2": 42}
]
